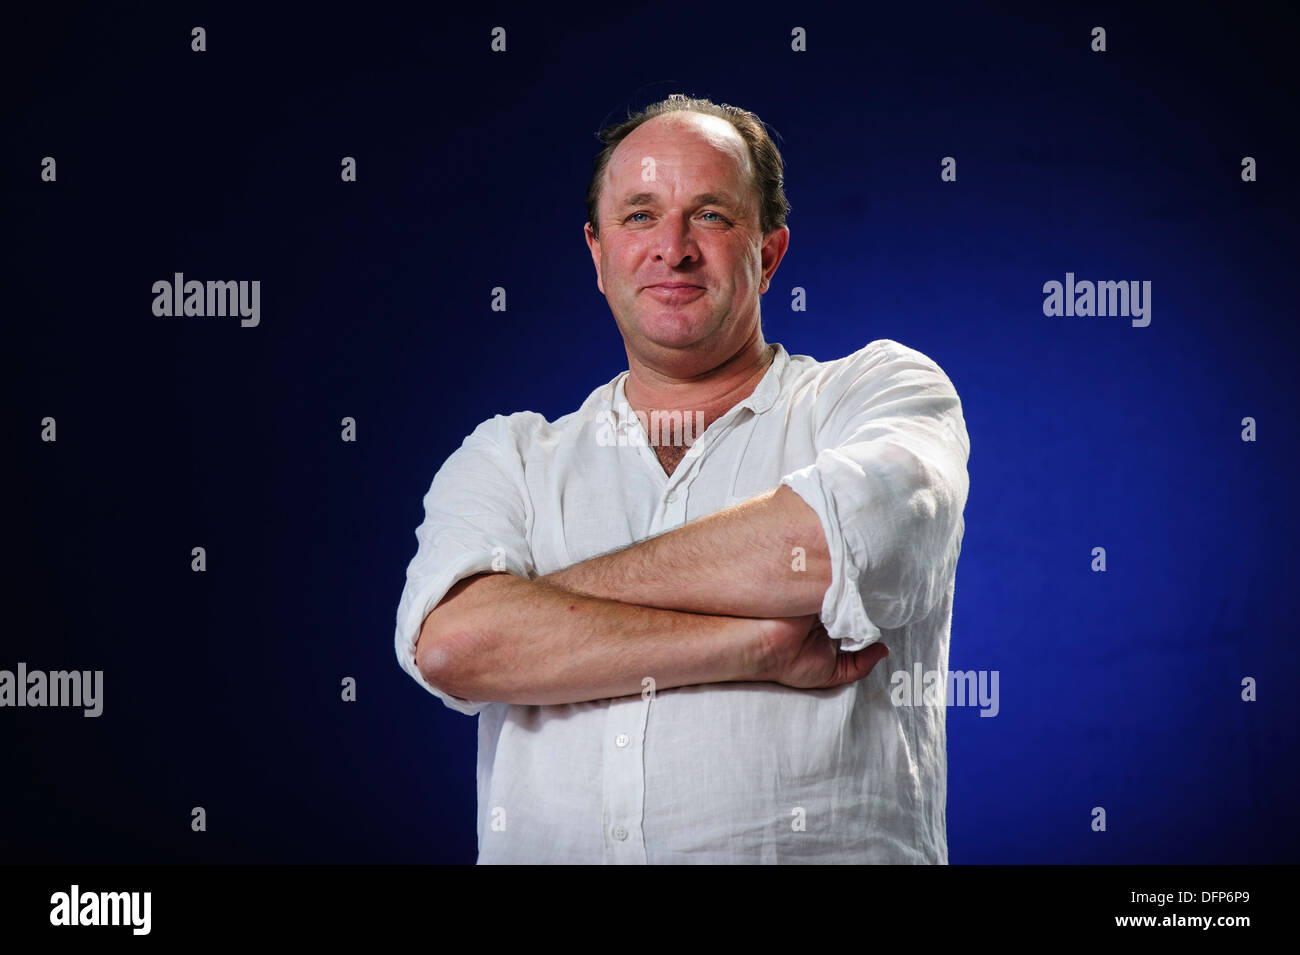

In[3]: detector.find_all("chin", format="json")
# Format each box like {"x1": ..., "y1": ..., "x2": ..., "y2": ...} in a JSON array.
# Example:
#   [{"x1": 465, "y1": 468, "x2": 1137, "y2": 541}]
[{"x1": 636, "y1": 311, "x2": 714, "y2": 349}]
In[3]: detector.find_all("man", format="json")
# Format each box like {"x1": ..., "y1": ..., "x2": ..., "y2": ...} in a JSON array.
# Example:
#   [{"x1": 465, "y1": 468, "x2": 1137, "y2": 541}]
[{"x1": 394, "y1": 94, "x2": 970, "y2": 863}]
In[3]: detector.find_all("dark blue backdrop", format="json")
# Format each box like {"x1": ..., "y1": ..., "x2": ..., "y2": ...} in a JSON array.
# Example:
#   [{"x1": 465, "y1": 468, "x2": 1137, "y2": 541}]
[{"x1": 5, "y1": 2, "x2": 1297, "y2": 864}]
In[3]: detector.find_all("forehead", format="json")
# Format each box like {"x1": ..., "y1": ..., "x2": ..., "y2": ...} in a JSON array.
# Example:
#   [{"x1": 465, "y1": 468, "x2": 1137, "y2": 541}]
[{"x1": 606, "y1": 112, "x2": 752, "y2": 187}]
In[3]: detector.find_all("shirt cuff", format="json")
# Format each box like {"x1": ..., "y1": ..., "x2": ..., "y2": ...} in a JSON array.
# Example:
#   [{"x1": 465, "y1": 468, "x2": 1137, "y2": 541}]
[
  {"x1": 394, "y1": 550, "x2": 528, "y2": 716},
  {"x1": 780, "y1": 465, "x2": 883, "y2": 652}
]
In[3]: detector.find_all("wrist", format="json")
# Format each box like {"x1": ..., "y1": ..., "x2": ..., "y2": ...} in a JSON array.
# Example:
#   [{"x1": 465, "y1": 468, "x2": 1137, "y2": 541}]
[{"x1": 745, "y1": 617, "x2": 778, "y2": 683}]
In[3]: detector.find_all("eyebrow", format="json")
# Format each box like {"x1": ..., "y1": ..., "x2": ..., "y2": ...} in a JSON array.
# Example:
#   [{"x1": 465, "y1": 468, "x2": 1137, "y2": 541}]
[{"x1": 618, "y1": 191, "x2": 739, "y2": 211}]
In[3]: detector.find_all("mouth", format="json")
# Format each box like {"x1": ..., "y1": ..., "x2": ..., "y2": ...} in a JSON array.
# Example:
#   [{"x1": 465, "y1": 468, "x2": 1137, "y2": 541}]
[{"x1": 643, "y1": 283, "x2": 706, "y2": 304}]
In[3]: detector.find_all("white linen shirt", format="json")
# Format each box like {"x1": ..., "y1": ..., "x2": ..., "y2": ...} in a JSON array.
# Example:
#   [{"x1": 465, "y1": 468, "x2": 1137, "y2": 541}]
[{"x1": 394, "y1": 338, "x2": 970, "y2": 864}]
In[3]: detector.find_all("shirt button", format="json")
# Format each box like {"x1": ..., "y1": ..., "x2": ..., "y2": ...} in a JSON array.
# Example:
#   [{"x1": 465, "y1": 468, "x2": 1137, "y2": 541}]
[
  {"x1": 615, "y1": 733, "x2": 629, "y2": 748},
  {"x1": 613, "y1": 826, "x2": 628, "y2": 841},
  {"x1": 665, "y1": 491, "x2": 677, "y2": 503}
]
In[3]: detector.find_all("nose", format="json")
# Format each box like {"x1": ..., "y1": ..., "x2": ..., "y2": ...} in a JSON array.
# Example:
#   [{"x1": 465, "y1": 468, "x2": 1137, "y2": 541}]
[{"x1": 651, "y1": 210, "x2": 699, "y2": 267}]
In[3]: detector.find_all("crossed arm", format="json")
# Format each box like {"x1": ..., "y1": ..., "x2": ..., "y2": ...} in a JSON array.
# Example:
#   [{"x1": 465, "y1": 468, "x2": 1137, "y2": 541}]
[
  {"x1": 541, "y1": 484, "x2": 831, "y2": 618},
  {"x1": 413, "y1": 347, "x2": 970, "y2": 707},
  {"x1": 415, "y1": 485, "x2": 886, "y2": 705}
]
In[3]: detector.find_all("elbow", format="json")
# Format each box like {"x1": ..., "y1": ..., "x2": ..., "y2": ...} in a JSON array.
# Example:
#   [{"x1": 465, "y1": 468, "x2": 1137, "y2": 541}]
[
  {"x1": 415, "y1": 613, "x2": 475, "y2": 699},
  {"x1": 866, "y1": 470, "x2": 967, "y2": 630},
  {"x1": 414, "y1": 572, "x2": 518, "y2": 700},
  {"x1": 901, "y1": 443, "x2": 969, "y2": 553}
]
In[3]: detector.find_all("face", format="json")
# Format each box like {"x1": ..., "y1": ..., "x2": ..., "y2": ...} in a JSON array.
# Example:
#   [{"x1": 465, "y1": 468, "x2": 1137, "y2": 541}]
[{"x1": 585, "y1": 112, "x2": 789, "y2": 372}]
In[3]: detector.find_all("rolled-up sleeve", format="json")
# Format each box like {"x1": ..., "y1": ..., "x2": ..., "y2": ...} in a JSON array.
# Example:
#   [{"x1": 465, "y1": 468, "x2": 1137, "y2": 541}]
[
  {"x1": 394, "y1": 415, "x2": 535, "y2": 716},
  {"x1": 781, "y1": 340, "x2": 970, "y2": 649}
]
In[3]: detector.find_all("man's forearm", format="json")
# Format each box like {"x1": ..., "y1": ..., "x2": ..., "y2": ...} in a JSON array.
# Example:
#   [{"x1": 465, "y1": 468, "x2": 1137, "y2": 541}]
[
  {"x1": 418, "y1": 572, "x2": 771, "y2": 706},
  {"x1": 541, "y1": 484, "x2": 832, "y2": 619}
]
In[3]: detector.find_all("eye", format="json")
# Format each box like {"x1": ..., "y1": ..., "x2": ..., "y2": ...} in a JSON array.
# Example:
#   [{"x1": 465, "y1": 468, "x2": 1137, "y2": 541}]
[
  {"x1": 701, "y1": 211, "x2": 730, "y2": 224},
  {"x1": 625, "y1": 211, "x2": 650, "y2": 223}
]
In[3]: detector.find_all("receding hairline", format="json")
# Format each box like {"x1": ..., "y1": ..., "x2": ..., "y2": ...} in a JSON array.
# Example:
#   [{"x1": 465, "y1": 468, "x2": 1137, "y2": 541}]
[
  {"x1": 608, "y1": 110, "x2": 750, "y2": 166},
  {"x1": 597, "y1": 111, "x2": 757, "y2": 219}
]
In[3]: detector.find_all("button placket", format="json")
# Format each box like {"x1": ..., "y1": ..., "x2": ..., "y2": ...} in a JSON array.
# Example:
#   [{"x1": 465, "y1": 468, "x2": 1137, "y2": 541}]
[
  {"x1": 600, "y1": 695, "x2": 649, "y2": 864},
  {"x1": 661, "y1": 423, "x2": 725, "y2": 523}
]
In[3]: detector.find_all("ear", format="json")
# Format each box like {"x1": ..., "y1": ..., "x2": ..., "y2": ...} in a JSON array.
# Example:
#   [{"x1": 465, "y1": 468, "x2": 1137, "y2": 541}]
[
  {"x1": 759, "y1": 225, "x2": 790, "y2": 294},
  {"x1": 584, "y1": 221, "x2": 605, "y2": 295}
]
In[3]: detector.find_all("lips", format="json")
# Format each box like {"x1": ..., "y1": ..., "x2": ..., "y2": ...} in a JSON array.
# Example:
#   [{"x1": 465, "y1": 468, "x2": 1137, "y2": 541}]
[{"x1": 644, "y1": 283, "x2": 705, "y2": 304}]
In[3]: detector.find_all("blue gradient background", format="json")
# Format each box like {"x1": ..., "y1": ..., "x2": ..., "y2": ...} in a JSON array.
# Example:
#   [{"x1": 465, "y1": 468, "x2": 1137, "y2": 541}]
[{"x1": 4, "y1": 3, "x2": 1297, "y2": 864}]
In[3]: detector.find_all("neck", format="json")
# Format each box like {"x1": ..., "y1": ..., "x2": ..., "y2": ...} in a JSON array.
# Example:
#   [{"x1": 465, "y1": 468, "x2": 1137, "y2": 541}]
[{"x1": 624, "y1": 329, "x2": 775, "y2": 419}]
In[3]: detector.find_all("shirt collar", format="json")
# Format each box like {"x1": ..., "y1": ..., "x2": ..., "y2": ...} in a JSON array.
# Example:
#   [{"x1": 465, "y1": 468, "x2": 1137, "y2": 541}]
[
  {"x1": 610, "y1": 342, "x2": 789, "y2": 419},
  {"x1": 740, "y1": 342, "x2": 788, "y2": 414}
]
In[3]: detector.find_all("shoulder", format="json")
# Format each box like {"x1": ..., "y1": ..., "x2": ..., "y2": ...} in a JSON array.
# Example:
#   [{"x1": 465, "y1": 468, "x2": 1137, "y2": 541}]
[
  {"x1": 457, "y1": 370, "x2": 626, "y2": 456},
  {"x1": 783, "y1": 339, "x2": 956, "y2": 396}
]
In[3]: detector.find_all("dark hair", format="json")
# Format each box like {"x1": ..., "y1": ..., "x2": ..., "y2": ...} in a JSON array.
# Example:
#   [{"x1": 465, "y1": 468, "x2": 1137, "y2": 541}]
[{"x1": 585, "y1": 93, "x2": 790, "y2": 240}]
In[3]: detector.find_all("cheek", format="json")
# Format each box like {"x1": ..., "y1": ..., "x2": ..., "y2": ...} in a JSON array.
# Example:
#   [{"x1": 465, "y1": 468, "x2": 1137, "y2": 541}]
[{"x1": 609, "y1": 249, "x2": 637, "y2": 285}]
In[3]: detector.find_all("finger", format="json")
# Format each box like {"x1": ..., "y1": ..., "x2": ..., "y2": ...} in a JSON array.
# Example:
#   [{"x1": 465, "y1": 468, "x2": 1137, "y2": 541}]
[{"x1": 833, "y1": 642, "x2": 890, "y2": 685}]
